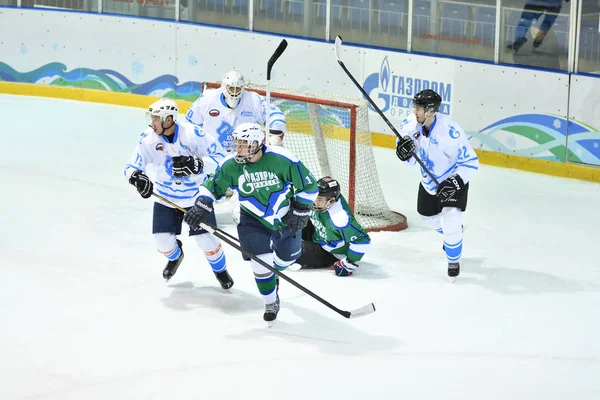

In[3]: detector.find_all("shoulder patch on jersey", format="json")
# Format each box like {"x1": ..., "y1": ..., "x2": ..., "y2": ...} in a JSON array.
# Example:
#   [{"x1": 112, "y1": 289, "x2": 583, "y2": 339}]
[
  {"x1": 328, "y1": 201, "x2": 350, "y2": 228},
  {"x1": 241, "y1": 111, "x2": 253, "y2": 117},
  {"x1": 209, "y1": 109, "x2": 220, "y2": 117},
  {"x1": 265, "y1": 145, "x2": 300, "y2": 163},
  {"x1": 449, "y1": 126, "x2": 461, "y2": 139}
]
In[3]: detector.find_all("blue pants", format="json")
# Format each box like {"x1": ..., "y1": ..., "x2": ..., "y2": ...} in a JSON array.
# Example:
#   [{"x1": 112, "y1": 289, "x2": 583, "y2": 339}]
[
  {"x1": 236, "y1": 211, "x2": 302, "y2": 261},
  {"x1": 514, "y1": 2, "x2": 562, "y2": 41},
  {"x1": 152, "y1": 202, "x2": 217, "y2": 236}
]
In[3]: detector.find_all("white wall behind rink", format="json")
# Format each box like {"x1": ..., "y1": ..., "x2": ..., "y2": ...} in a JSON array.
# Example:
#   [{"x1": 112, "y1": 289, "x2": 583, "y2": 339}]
[{"x1": 1, "y1": 7, "x2": 599, "y2": 166}]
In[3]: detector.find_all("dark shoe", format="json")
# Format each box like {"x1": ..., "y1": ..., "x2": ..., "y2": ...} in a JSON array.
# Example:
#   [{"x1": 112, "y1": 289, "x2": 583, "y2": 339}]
[{"x1": 507, "y1": 37, "x2": 527, "y2": 52}]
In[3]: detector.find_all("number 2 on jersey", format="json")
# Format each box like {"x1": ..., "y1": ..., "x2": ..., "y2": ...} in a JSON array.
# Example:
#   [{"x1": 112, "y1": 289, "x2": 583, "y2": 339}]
[{"x1": 457, "y1": 146, "x2": 470, "y2": 160}]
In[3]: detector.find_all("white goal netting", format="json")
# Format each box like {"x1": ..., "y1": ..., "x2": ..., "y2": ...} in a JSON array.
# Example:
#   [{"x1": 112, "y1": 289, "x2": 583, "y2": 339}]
[{"x1": 205, "y1": 82, "x2": 407, "y2": 232}]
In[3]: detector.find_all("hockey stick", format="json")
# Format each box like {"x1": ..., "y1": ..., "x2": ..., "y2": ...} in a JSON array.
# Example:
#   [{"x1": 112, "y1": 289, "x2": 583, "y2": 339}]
[
  {"x1": 334, "y1": 36, "x2": 440, "y2": 186},
  {"x1": 151, "y1": 192, "x2": 240, "y2": 244},
  {"x1": 200, "y1": 222, "x2": 376, "y2": 319},
  {"x1": 150, "y1": 191, "x2": 375, "y2": 319},
  {"x1": 265, "y1": 39, "x2": 288, "y2": 138}
]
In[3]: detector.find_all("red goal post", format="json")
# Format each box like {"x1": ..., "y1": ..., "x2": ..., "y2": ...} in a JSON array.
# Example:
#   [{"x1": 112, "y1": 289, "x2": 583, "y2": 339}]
[{"x1": 203, "y1": 81, "x2": 407, "y2": 232}]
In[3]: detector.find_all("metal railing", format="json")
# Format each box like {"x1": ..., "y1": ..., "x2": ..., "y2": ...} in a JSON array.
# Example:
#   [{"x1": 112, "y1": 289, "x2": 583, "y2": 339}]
[{"x1": 6, "y1": 0, "x2": 599, "y2": 74}]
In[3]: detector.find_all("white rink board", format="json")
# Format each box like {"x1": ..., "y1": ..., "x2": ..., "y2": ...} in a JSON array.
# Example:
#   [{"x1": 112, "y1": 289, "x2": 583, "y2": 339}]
[{"x1": 1, "y1": 7, "x2": 599, "y2": 165}]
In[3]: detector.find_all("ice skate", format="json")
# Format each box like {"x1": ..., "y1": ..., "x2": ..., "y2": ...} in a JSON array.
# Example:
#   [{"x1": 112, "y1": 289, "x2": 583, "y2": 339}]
[
  {"x1": 264, "y1": 277, "x2": 280, "y2": 327},
  {"x1": 163, "y1": 240, "x2": 184, "y2": 282},
  {"x1": 448, "y1": 262, "x2": 460, "y2": 281},
  {"x1": 214, "y1": 269, "x2": 234, "y2": 290}
]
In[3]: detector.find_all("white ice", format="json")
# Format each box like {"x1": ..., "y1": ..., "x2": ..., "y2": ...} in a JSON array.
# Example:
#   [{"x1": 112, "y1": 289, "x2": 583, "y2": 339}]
[{"x1": 1, "y1": 94, "x2": 599, "y2": 399}]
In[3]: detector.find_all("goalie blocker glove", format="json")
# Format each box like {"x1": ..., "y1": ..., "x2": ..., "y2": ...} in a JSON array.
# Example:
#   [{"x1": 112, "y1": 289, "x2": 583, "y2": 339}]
[
  {"x1": 184, "y1": 197, "x2": 214, "y2": 229},
  {"x1": 172, "y1": 156, "x2": 203, "y2": 177},
  {"x1": 437, "y1": 174, "x2": 465, "y2": 205},
  {"x1": 287, "y1": 200, "x2": 310, "y2": 233},
  {"x1": 129, "y1": 170, "x2": 153, "y2": 199},
  {"x1": 331, "y1": 259, "x2": 358, "y2": 277},
  {"x1": 396, "y1": 136, "x2": 416, "y2": 161}
]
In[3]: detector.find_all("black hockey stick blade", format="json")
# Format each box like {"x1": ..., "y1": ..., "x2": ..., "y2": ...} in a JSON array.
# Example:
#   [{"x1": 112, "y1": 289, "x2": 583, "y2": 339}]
[{"x1": 267, "y1": 39, "x2": 288, "y2": 80}]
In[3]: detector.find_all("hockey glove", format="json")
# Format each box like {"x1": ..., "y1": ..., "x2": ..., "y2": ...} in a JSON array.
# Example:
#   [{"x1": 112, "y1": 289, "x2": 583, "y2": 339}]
[
  {"x1": 268, "y1": 129, "x2": 285, "y2": 146},
  {"x1": 172, "y1": 156, "x2": 203, "y2": 177},
  {"x1": 287, "y1": 200, "x2": 310, "y2": 233},
  {"x1": 184, "y1": 197, "x2": 214, "y2": 230},
  {"x1": 330, "y1": 259, "x2": 358, "y2": 277},
  {"x1": 437, "y1": 174, "x2": 465, "y2": 205},
  {"x1": 129, "y1": 170, "x2": 153, "y2": 199},
  {"x1": 396, "y1": 136, "x2": 416, "y2": 161}
]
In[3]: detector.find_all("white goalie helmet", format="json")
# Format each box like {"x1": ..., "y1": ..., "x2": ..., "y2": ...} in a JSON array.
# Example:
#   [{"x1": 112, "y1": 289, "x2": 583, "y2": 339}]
[
  {"x1": 221, "y1": 70, "x2": 246, "y2": 108},
  {"x1": 147, "y1": 99, "x2": 178, "y2": 123},
  {"x1": 232, "y1": 122, "x2": 265, "y2": 163}
]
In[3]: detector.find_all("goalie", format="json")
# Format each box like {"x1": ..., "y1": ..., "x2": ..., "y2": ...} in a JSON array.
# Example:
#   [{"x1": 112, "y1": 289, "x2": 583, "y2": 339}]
[{"x1": 296, "y1": 177, "x2": 371, "y2": 276}]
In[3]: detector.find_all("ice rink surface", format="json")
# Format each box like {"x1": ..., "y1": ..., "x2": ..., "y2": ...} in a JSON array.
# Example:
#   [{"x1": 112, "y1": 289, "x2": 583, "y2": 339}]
[{"x1": 1, "y1": 94, "x2": 599, "y2": 399}]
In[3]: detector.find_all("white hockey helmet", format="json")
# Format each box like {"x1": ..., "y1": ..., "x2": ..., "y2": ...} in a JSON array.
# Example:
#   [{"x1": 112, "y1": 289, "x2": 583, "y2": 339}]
[
  {"x1": 221, "y1": 70, "x2": 246, "y2": 108},
  {"x1": 232, "y1": 122, "x2": 265, "y2": 163},
  {"x1": 146, "y1": 99, "x2": 178, "y2": 133}
]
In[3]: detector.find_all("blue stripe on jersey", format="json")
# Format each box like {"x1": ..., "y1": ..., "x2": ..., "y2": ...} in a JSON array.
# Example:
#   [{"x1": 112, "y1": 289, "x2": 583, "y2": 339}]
[
  {"x1": 156, "y1": 181, "x2": 198, "y2": 193},
  {"x1": 317, "y1": 238, "x2": 344, "y2": 248},
  {"x1": 458, "y1": 156, "x2": 478, "y2": 164},
  {"x1": 156, "y1": 188, "x2": 199, "y2": 200},
  {"x1": 124, "y1": 164, "x2": 141, "y2": 176},
  {"x1": 460, "y1": 165, "x2": 479, "y2": 170},
  {"x1": 422, "y1": 163, "x2": 458, "y2": 185},
  {"x1": 348, "y1": 248, "x2": 365, "y2": 258}
]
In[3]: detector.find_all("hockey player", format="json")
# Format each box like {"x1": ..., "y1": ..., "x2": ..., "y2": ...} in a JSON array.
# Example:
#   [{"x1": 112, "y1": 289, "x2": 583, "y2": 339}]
[
  {"x1": 395, "y1": 89, "x2": 479, "y2": 278},
  {"x1": 185, "y1": 70, "x2": 287, "y2": 150},
  {"x1": 186, "y1": 70, "x2": 287, "y2": 224},
  {"x1": 124, "y1": 98, "x2": 234, "y2": 289},
  {"x1": 183, "y1": 122, "x2": 318, "y2": 323},
  {"x1": 296, "y1": 177, "x2": 370, "y2": 276}
]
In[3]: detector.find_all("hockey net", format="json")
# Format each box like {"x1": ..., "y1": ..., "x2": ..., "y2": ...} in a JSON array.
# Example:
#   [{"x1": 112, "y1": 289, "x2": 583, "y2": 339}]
[{"x1": 204, "y1": 82, "x2": 407, "y2": 232}]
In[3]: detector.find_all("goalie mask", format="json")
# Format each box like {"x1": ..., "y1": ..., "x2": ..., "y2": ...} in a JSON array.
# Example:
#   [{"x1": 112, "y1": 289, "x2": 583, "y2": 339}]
[
  {"x1": 313, "y1": 176, "x2": 341, "y2": 212},
  {"x1": 411, "y1": 89, "x2": 441, "y2": 127},
  {"x1": 232, "y1": 122, "x2": 265, "y2": 164},
  {"x1": 222, "y1": 70, "x2": 246, "y2": 108},
  {"x1": 147, "y1": 99, "x2": 178, "y2": 134}
]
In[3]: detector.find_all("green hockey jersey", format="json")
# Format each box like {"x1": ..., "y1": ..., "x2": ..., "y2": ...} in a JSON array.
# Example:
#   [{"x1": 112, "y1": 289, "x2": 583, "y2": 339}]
[
  {"x1": 309, "y1": 195, "x2": 371, "y2": 264},
  {"x1": 199, "y1": 145, "x2": 318, "y2": 231}
]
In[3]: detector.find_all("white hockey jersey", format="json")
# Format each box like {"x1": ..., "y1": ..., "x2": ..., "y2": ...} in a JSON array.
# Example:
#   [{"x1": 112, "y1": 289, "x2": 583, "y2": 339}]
[
  {"x1": 398, "y1": 114, "x2": 479, "y2": 195},
  {"x1": 124, "y1": 121, "x2": 225, "y2": 208},
  {"x1": 185, "y1": 87, "x2": 286, "y2": 153}
]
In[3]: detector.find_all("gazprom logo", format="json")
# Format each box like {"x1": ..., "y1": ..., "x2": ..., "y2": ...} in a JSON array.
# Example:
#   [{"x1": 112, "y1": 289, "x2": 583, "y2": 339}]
[
  {"x1": 363, "y1": 57, "x2": 453, "y2": 117},
  {"x1": 380, "y1": 56, "x2": 390, "y2": 93}
]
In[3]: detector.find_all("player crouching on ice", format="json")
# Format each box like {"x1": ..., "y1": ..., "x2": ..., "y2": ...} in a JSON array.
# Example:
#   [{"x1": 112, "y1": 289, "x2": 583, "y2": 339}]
[
  {"x1": 124, "y1": 99, "x2": 234, "y2": 289},
  {"x1": 295, "y1": 177, "x2": 370, "y2": 276},
  {"x1": 184, "y1": 122, "x2": 318, "y2": 323}
]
